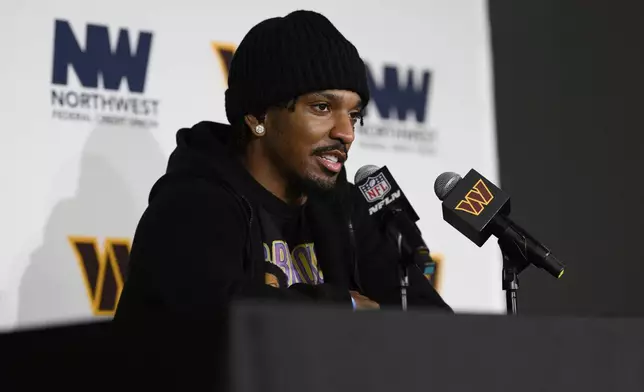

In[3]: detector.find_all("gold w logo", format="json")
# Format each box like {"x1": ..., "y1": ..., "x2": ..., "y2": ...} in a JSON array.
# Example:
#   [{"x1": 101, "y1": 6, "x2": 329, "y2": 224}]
[
  {"x1": 211, "y1": 42, "x2": 237, "y2": 86},
  {"x1": 455, "y1": 179, "x2": 494, "y2": 216},
  {"x1": 69, "y1": 236, "x2": 130, "y2": 316}
]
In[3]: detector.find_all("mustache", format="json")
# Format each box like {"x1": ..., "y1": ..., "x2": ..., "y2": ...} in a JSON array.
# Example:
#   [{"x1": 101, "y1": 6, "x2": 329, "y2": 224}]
[{"x1": 312, "y1": 143, "x2": 348, "y2": 156}]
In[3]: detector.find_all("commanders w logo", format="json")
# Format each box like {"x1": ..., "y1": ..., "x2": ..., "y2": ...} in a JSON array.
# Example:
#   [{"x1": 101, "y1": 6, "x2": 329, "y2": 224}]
[
  {"x1": 211, "y1": 42, "x2": 236, "y2": 86},
  {"x1": 69, "y1": 236, "x2": 130, "y2": 316},
  {"x1": 455, "y1": 179, "x2": 494, "y2": 216}
]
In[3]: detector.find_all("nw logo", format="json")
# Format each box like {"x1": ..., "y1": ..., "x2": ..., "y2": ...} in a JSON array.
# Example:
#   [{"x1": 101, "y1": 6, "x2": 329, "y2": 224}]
[
  {"x1": 52, "y1": 19, "x2": 153, "y2": 93},
  {"x1": 68, "y1": 236, "x2": 130, "y2": 316},
  {"x1": 455, "y1": 179, "x2": 494, "y2": 216},
  {"x1": 365, "y1": 64, "x2": 431, "y2": 123}
]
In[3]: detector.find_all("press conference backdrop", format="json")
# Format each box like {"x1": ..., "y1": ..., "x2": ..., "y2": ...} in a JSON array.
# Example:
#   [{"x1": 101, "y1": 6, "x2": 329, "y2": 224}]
[{"x1": 0, "y1": 0, "x2": 500, "y2": 330}]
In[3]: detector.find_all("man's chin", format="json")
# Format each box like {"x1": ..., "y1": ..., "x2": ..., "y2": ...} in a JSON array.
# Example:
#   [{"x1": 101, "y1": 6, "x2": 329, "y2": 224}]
[
  {"x1": 298, "y1": 172, "x2": 341, "y2": 198},
  {"x1": 303, "y1": 176, "x2": 337, "y2": 193}
]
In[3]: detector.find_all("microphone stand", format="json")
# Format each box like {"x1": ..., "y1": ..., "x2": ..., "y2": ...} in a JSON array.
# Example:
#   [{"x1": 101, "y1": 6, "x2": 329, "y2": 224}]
[
  {"x1": 384, "y1": 209, "x2": 413, "y2": 312},
  {"x1": 386, "y1": 208, "x2": 426, "y2": 312},
  {"x1": 498, "y1": 237, "x2": 531, "y2": 315},
  {"x1": 395, "y1": 233, "x2": 410, "y2": 311}
]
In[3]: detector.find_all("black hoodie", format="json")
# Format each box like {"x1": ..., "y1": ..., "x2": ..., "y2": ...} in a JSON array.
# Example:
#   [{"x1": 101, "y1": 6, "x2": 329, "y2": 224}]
[
  {"x1": 111, "y1": 121, "x2": 450, "y2": 389},
  {"x1": 114, "y1": 120, "x2": 450, "y2": 318}
]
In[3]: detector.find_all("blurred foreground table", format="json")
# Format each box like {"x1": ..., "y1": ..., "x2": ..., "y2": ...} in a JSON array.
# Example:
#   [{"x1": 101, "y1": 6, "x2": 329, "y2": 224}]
[
  {"x1": 1, "y1": 303, "x2": 644, "y2": 391},
  {"x1": 229, "y1": 303, "x2": 644, "y2": 392}
]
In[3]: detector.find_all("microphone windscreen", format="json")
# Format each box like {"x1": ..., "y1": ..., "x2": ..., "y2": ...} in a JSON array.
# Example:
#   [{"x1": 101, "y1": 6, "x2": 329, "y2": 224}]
[
  {"x1": 434, "y1": 172, "x2": 462, "y2": 201},
  {"x1": 355, "y1": 165, "x2": 380, "y2": 183}
]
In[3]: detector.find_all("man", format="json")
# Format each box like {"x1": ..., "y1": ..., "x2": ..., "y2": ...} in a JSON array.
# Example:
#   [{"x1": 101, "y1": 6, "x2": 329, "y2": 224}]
[
  {"x1": 115, "y1": 9, "x2": 450, "y2": 320},
  {"x1": 112, "y1": 10, "x2": 450, "y2": 386}
]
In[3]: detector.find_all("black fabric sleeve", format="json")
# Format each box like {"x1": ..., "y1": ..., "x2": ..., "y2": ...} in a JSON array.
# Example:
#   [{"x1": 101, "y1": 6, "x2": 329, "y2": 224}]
[
  {"x1": 349, "y1": 187, "x2": 453, "y2": 312},
  {"x1": 113, "y1": 177, "x2": 356, "y2": 329},
  {"x1": 262, "y1": 261, "x2": 352, "y2": 304},
  {"x1": 113, "y1": 179, "x2": 324, "y2": 326},
  {"x1": 111, "y1": 180, "x2": 333, "y2": 389}
]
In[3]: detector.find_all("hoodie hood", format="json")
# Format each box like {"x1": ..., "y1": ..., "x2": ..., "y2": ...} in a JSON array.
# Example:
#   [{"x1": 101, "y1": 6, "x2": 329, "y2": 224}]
[{"x1": 149, "y1": 121, "x2": 259, "y2": 205}]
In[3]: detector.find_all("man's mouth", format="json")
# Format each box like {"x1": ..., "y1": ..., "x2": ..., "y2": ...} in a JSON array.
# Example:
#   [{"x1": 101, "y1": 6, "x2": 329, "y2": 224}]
[{"x1": 315, "y1": 150, "x2": 346, "y2": 174}]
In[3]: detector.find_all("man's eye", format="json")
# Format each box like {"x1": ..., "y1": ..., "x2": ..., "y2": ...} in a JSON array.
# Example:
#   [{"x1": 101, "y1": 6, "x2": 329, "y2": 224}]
[{"x1": 313, "y1": 103, "x2": 330, "y2": 112}]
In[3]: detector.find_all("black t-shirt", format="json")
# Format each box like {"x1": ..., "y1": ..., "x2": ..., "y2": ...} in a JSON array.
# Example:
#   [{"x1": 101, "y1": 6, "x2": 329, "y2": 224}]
[{"x1": 255, "y1": 187, "x2": 324, "y2": 288}]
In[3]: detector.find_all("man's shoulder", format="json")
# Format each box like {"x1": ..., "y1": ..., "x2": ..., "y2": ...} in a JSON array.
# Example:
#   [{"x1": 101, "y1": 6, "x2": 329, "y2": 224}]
[{"x1": 146, "y1": 174, "x2": 249, "y2": 221}]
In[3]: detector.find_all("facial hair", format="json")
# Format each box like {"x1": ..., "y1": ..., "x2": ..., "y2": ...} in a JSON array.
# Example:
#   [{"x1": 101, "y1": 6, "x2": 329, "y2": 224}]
[{"x1": 300, "y1": 143, "x2": 348, "y2": 196}]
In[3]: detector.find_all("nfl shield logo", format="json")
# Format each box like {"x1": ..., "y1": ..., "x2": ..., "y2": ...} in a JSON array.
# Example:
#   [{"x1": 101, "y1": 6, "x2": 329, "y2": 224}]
[{"x1": 358, "y1": 172, "x2": 392, "y2": 202}]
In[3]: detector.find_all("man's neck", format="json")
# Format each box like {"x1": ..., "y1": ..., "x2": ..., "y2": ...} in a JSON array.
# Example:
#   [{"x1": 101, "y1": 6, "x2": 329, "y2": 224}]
[{"x1": 239, "y1": 152, "x2": 306, "y2": 206}]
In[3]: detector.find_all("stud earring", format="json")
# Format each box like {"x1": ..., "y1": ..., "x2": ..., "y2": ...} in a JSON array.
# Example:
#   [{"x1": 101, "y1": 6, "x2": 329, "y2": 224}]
[{"x1": 254, "y1": 124, "x2": 265, "y2": 136}]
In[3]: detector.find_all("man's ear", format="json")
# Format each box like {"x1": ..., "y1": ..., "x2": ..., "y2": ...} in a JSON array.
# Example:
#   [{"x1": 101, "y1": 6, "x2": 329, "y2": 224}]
[
  {"x1": 244, "y1": 114, "x2": 260, "y2": 130},
  {"x1": 245, "y1": 113, "x2": 270, "y2": 137}
]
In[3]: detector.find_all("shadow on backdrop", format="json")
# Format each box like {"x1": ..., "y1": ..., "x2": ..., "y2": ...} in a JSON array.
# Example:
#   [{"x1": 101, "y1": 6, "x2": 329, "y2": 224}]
[{"x1": 17, "y1": 124, "x2": 166, "y2": 328}]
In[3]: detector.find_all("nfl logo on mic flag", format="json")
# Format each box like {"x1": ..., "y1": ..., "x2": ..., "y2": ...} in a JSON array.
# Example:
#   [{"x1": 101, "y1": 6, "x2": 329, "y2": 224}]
[
  {"x1": 358, "y1": 172, "x2": 392, "y2": 202},
  {"x1": 355, "y1": 166, "x2": 419, "y2": 222}
]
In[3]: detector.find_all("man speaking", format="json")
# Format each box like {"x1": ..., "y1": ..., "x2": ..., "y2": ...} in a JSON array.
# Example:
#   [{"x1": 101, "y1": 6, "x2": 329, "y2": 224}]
[{"x1": 114, "y1": 9, "x2": 449, "y2": 332}]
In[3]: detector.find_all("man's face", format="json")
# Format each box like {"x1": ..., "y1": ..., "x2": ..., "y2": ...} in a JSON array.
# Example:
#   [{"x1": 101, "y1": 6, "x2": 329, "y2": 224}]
[{"x1": 262, "y1": 89, "x2": 363, "y2": 192}]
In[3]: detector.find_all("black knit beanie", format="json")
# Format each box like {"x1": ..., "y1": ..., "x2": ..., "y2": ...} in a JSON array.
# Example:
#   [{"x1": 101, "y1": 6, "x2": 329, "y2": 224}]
[{"x1": 224, "y1": 10, "x2": 370, "y2": 125}]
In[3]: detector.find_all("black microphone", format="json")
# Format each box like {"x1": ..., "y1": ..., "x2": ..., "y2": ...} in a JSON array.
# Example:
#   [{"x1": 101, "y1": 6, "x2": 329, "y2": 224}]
[
  {"x1": 434, "y1": 169, "x2": 565, "y2": 279},
  {"x1": 354, "y1": 165, "x2": 432, "y2": 269}
]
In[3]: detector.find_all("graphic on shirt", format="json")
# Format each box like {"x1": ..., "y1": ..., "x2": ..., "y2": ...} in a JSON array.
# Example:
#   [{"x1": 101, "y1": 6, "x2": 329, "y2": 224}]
[{"x1": 263, "y1": 241, "x2": 324, "y2": 286}]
